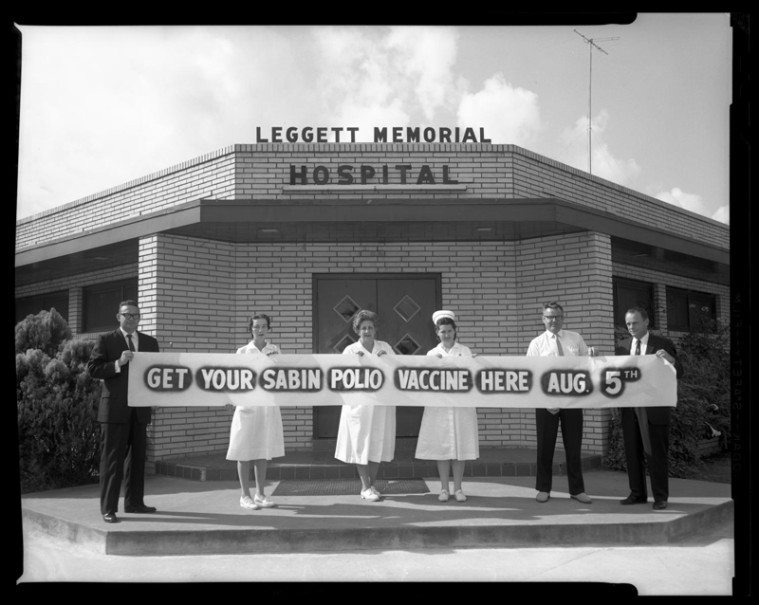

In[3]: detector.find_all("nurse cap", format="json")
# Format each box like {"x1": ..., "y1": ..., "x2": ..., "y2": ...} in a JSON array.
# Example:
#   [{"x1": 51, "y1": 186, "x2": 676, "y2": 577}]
[{"x1": 432, "y1": 309, "x2": 456, "y2": 324}]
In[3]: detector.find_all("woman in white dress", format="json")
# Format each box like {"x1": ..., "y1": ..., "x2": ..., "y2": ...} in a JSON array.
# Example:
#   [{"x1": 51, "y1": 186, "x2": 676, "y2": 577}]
[
  {"x1": 415, "y1": 310, "x2": 480, "y2": 502},
  {"x1": 334, "y1": 309, "x2": 396, "y2": 502},
  {"x1": 226, "y1": 313, "x2": 285, "y2": 510}
]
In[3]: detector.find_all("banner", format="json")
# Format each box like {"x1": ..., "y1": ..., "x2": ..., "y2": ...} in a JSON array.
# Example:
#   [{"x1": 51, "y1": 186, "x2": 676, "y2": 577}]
[{"x1": 127, "y1": 352, "x2": 676, "y2": 409}]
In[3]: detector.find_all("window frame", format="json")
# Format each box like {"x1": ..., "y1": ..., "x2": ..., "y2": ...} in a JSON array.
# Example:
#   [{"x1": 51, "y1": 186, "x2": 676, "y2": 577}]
[
  {"x1": 666, "y1": 286, "x2": 717, "y2": 332},
  {"x1": 612, "y1": 276, "x2": 656, "y2": 330},
  {"x1": 82, "y1": 278, "x2": 138, "y2": 333},
  {"x1": 15, "y1": 290, "x2": 70, "y2": 325}
]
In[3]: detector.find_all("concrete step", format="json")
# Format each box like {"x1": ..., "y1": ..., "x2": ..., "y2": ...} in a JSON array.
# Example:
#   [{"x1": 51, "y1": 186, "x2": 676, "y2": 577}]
[
  {"x1": 21, "y1": 471, "x2": 733, "y2": 556},
  {"x1": 154, "y1": 446, "x2": 604, "y2": 481}
]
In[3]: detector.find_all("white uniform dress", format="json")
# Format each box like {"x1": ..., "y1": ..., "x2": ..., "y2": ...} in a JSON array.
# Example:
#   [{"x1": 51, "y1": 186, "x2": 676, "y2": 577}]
[
  {"x1": 225, "y1": 340, "x2": 285, "y2": 461},
  {"x1": 415, "y1": 342, "x2": 480, "y2": 461},
  {"x1": 334, "y1": 340, "x2": 396, "y2": 464}
]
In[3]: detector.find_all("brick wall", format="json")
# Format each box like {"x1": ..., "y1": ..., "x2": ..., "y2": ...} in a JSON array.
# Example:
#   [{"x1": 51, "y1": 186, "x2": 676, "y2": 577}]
[
  {"x1": 230, "y1": 239, "x2": 520, "y2": 454},
  {"x1": 15, "y1": 142, "x2": 729, "y2": 466},
  {"x1": 139, "y1": 234, "x2": 238, "y2": 463},
  {"x1": 17, "y1": 144, "x2": 729, "y2": 254},
  {"x1": 233, "y1": 144, "x2": 727, "y2": 248},
  {"x1": 508, "y1": 152, "x2": 729, "y2": 248},
  {"x1": 136, "y1": 236, "x2": 521, "y2": 459},
  {"x1": 143, "y1": 231, "x2": 615, "y2": 460},
  {"x1": 16, "y1": 231, "x2": 729, "y2": 464},
  {"x1": 16, "y1": 150, "x2": 237, "y2": 251}
]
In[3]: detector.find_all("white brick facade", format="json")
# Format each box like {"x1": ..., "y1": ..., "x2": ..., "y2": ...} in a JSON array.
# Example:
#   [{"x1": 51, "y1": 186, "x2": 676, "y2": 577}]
[
  {"x1": 122, "y1": 231, "x2": 614, "y2": 460},
  {"x1": 17, "y1": 144, "x2": 729, "y2": 252},
  {"x1": 15, "y1": 144, "x2": 730, "y2": 468}
]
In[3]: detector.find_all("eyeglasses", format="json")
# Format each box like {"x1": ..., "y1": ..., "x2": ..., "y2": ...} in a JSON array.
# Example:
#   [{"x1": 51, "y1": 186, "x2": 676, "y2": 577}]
[
  {"x1": 119, "y1": 313, "x2": 140, "y2": 319},
  {"x1": 542, "y1": 315, "x2": 563, "y2": 321}
]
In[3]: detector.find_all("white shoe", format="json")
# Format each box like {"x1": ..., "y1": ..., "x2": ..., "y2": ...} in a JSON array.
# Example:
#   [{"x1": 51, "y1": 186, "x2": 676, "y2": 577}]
[
  {"x1": 360, "y1": 488, "x2": 380, "y2": 502},
  {"x1": 454, "y1": 489, "x2": 467, "y2": 502},
  {"x1": 240, "y1": 495, "x2": 260, "y2": 510},
  {"x1": 370, "y1": 485, "x2": 382, "y2": 497},
  {"x1": 253, "y1": 494, "x2": 276, "y2": 508},
  {"x1": 438, "y1": 489, "x2": 450, "y2": 502}
]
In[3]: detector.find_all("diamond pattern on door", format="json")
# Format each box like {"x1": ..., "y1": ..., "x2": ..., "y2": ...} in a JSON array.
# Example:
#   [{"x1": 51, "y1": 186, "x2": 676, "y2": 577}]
[
  {"x1": 333, "y1": 334, "x2": 357, "y2": 353},
  {"x1": 393, "y1": 294, "x2": 421, "y2": 322},
  {"x1": 394, "y1": 333, "x2": 421, "y2": 355},
  {"x1": 333, "y1": 295, "x2": 361, "y2": 323},
  {"x1": 315, "y1": 274, "x2": 440, "y2": 439}
]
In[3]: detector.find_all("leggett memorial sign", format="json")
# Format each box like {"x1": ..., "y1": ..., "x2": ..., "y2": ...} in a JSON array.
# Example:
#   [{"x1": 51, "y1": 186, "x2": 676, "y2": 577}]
[
  {"x1": 264, "y1": 125, "x2": 490, "y2": 186},
  {"x1": 255, "y1": 126, "x2": 491, "y2": 144}
]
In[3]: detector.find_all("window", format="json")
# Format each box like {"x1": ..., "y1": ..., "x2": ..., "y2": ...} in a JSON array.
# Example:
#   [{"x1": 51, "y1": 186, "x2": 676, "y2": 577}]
[
  {"x1": 613, "y1": 277, "x2": 655, "y2": 329},
  {"x1": 666, "y1": 287, "x2": 717, "y2": 332},
  {"x1": 15, "y1": 290, "x2": 69, "y2": 325},
  {"x1": 83, "y1": 278, "x2": 138, "y2": 333}
]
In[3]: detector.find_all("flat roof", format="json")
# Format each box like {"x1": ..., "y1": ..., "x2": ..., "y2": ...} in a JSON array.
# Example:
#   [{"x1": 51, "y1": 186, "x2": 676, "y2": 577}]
[{"x1": 15, "y1": 196, "x2": 729, "y2": 287}]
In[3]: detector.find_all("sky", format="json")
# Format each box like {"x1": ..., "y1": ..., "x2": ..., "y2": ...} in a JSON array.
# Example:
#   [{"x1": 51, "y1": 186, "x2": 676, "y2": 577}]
[{"x1": 15, "y1": 14, "x2": 733, "y2": 224}]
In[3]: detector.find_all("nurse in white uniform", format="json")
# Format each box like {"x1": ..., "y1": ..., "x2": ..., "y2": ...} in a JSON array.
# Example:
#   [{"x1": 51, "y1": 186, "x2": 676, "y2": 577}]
[
  {"x1": 334, "y1": 309, "x2": 396, "y2": 502},
  {"x1": 415, "y1": 310, "x2": 480, "y2": 502},
  {"x1": 226, "y1": 313, "x2": 285, "y2": 510}
]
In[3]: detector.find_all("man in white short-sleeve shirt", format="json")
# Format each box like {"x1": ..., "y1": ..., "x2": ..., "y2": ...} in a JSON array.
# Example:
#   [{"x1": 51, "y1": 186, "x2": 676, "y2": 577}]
[{"x1": 526, "y1": 301, "x2": 593, "y2": 505}]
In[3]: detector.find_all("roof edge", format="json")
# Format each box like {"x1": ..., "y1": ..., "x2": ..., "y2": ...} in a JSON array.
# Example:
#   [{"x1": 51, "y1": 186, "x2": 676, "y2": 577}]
[{"x1": 16, "y1": 143, "x2": 729, "y2": 232}]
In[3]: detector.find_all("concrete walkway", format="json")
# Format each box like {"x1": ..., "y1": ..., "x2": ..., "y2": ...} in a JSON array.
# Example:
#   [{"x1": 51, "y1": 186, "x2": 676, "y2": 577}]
[
  {"x1": 19, "y1": 523, "x2": 733, "y2": 595},
  {"x1": 16, "y1": 468, "x2": 735, "y2": 595}
]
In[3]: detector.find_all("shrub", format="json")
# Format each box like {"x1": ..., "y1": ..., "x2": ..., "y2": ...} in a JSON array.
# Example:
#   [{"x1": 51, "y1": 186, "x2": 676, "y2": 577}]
[
  {"x1": 603, "y1": 321, "x2": 730, "y2": 478},
  {"x1": 15, "y1": 307, "x2": 71, "y2": 357},
  {"x1": 16, "y1": 309, "x2": 101, "y2": 493}
]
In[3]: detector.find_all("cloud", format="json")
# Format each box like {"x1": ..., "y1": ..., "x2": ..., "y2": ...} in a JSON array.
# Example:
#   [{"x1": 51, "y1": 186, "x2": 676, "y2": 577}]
[
  {"x1": 16, "y1": 26, "x2": 309, "y2": 217},
  {"x1": 711, "y1": 206, "x2": 729, "y2": 224},
  {"x1": 558, "y1": 110, "x2": 641, "y2": 186},
  {"x1": 18, "y1": 25, "x2": 467, "y2": 217},
  {"x1": 311, "y1": 26, "x2": 460, "y2": 136},
  {"x1": 656, "y1": 187, "x2": 729, "y2": 223},
  {"x1": 655, "y1": 187, "x2": 703, "y2": 210},
  {"x1": 456, "y1": 74, "x2": 542, "y2": 146},
  {"x1": 385, "y1": 27, "x2": 459, "y2": 120}
]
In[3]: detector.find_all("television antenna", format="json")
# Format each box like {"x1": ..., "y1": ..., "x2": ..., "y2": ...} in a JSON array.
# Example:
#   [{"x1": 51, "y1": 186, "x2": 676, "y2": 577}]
[{"x1": 574, "y1": 29, "x2": 619, "y2": 174}]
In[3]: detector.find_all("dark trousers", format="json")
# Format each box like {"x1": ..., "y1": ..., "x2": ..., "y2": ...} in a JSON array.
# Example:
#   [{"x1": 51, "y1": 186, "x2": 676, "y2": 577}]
[
  {"x1": 621, "y1": 408, "x2": 670, "y2": 502},
  {"x1": 535, "y1": 408, "x2": 585, "y2": 495},
  {"x1": 99, "y1": 411, "x2": 148, "y2": 514}
]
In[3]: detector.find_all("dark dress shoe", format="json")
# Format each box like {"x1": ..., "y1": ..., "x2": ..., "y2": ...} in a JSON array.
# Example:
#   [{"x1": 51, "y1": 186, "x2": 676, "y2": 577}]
[
  {"x1": 653, "y1": 501, "x2": 668, "y2": 510},
  {"x1": 103, "y1": 512, "x2": 120, "y2": 523},
  {"x1": 124, "y1": 504, "x2": 157, "y2": 513},
  {"x1": 620, "y1": 495, "x2": 647, "y2": 505}
]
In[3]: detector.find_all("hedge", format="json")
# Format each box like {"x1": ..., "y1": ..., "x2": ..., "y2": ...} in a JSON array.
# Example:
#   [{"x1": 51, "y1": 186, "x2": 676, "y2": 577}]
[{"x1": 16, "y1": 308, "x2": 102, "y2": 493}]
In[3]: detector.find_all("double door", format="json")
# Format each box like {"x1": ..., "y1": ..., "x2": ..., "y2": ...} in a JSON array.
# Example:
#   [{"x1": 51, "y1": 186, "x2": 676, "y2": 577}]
[{"x1": 313, "y1": 273, "x2": 441, "y2": 439}]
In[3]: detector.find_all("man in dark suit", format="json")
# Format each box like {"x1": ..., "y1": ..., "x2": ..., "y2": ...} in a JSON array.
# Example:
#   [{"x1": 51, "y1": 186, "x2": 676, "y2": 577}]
[
  {"x1": 87, "y1": 299, "x2": 160, "y2": 523},
  {"x1": 615, "y1": 306, "x2": 683, "y2": 510}
]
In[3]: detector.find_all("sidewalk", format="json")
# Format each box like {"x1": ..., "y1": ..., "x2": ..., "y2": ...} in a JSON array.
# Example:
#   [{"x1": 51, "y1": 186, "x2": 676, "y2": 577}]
[
  {"x1": 17, "y1": 468, "x2": 735, "y2": 594},
  {"x1": 19, "y1": 521, "x2": 733, "y2": 594}
]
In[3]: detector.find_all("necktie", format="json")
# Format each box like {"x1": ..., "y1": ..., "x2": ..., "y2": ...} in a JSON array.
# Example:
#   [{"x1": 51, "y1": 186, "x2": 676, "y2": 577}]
[
  {"x1": 549, "y1": 335, "x2": 563, "y2": 415},
  {"x1": 126, "y1": 334, "x2": 135, "y2": 352},
  {"x1": 633, "y1": 338, "x2": 652, "y2": 456}
]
